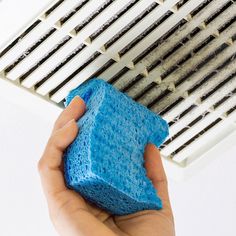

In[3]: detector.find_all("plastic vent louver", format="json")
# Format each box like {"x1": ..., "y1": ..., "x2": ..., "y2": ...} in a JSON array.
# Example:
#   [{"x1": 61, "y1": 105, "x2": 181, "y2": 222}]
[{"x1": 0, "y1": 0, "x2": 236, "y2": 168}]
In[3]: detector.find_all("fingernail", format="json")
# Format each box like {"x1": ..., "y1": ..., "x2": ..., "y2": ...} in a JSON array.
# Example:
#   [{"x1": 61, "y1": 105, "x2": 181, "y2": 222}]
[
  {"x1": 68, "y1": 96, "x2": 80, "y2": 106},
  {"x1": 72, "y1": 96, "x2": 82, "y2": 103}
]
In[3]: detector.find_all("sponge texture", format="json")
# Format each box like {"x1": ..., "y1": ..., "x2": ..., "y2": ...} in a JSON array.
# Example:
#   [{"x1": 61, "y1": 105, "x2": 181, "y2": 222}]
[{"x1": 64, "y1": 79, "x2": 169, "y2": 215}]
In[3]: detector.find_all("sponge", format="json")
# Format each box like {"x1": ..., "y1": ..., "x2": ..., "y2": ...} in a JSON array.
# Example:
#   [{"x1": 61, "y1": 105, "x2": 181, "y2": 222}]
[{"x1": 64, "y1": 79, "x2": 169, "y2": 215}]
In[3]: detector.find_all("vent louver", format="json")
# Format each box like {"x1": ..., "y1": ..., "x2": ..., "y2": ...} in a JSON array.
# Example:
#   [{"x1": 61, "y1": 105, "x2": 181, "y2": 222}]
[{"x1": 0, "y1": 0, "x2": 236, "y2": 168}]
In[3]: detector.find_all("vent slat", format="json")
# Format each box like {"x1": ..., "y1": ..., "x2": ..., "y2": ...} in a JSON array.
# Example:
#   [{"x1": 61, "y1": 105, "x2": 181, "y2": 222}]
[
  {"x1": 49, "y1": 52, "x2": 101, "y2": 96},
  {"x1": 171, "y1": 118, "x2": 222, "y2": 162},
  {"x1": 130, "y1": 3, "x2": 236, "y2": 97},
  {"x1": 176, "y1": 0, "x2": 190, "y2": 10},
  {"x1": 71, "y1": 0, "x2": 131, "y2": 39},
  {"x1": 200, "y1": 70, "x2": 236, "y2": 102},
  {"x1": 50, "y1": 56, "x2": 111, "y2": 102},
  {"x1": 213, "y1": 88, "x2": 236, "y2": 109},
  {"x1": 0, "y1": 0, "x2": 79, "y2": 72},
  {"x1": 172, "y1": 119, "x2": 234, "y2": 163},
  {"x1": 134, "y1": 82, "x2": 158, "y2": 101},
  {"x1": 102, "y1": 2, "x2": 158, "y2": 49},
  {"x1": 168, "y1": 76, "x2": 236, "y2": 139},
  {"x1": 6, "y1": 0, "x2": 103, "y2": 81},
  {"x1": 172, "y1": 96, "x2": 236, "y2": 163},
  {"x1": 87, "y1": 59, "x2": 116, "y2": 80},
  {"x1": 204, "y1": 1, "x2": 233, "y2": 25},
  {"x1": 74, "y1": 0, "x2": 115, "y2": 33},
  {"x1": 43, "y1": 0, "x2": 65, "y2": 18},
  {"x1": 150, "y1": 27, "x2": 236, "y2": 112},
  {"x1": 112, "y1": 0, "x2": 228, "y2": 95},
  {"x1": 159, "y1": 97, "x2": 185, "y2": 117},
  {"x1": 121, "y1": 74, "x2": 144, "y2": 93},
  {"x1": 4, "y1": 28, "x2": 57, "y2": 74},
  {"x1": 168, "y1": 104, "x2": 197, "y2": 127},
  {"x1": 36, "y1": 45, "x2": 100, "y2": 96},
  {"x1": 100, "y1": 0, "x2": 206, "y2": 83},
  {"x1": 91, "y1": 0, "x2": 161, "y2": 80},
  {"x1": 162, "y1": 53, "x2": 236, "y2": 122},
  {"x1": 106, "y1": 0, "x2": 178, "y2": 59},
  {"x1": 164, "y1": 111, "x2": 211, "y2": 147},
  {"x1": 19, "y1": 36, "x2": 71, "y2": 83},
  {"x1": 190, "y1": 0, "x2": 212, "y2": 17},
  {"x1": 162, "y1": 112, "x2": 223, "y2": 156},
  {"x1": 117, "y1": 11, "x2": 173, "y2": 57},
  {"x1": 0, "y1": 20, "x2": 41, "y2": 59},
  {"x1": 134, "y1": 19, "x2": 187, "y2": 64},
  {"x1": 19, "y1": 0, "x2": 131, "y2": 88},
  {"x1": 226, "y1": 104, "x2": 236, "y2": 116},
  {"x1": 58, "y1": 0, "x2": 90, "y2": 26},
  {"x1": 33, "y1": 44, "x2": 86, "y2": 90}
]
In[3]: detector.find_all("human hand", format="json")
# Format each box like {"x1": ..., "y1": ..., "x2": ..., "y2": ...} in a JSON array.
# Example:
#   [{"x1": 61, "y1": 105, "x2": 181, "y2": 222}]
[{"x1": 38, "y1": 96, "x2": 175, "y2": 236}]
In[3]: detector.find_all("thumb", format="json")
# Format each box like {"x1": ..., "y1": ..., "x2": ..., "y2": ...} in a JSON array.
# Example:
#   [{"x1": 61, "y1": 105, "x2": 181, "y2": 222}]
[
  {"x1": 144, "y1": 143, "x2": 171, "y2": 209},
  {"x1": 49, "y1": 119, "x2": 79, "y2": 153}
]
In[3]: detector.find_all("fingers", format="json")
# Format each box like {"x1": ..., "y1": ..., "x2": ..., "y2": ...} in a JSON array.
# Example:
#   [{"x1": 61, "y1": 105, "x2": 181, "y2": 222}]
[
  {"x1": 38, "y1": 96, "x2": 86, "y2": 198},
  {"x1": 53, "y1": 96, "x2": 86, "y2": 133},
  {"x1": 144, "y1": 144, "x2": 171, "y2": 209},
  {"x1": 38, "y1": 119, "x2": 78, "y2": 198}
]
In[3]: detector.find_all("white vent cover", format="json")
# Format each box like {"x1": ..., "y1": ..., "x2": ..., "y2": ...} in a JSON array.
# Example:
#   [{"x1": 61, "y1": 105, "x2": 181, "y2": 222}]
[{"x1": 0, "y1": 0, "x2": 236, "y2": 171}]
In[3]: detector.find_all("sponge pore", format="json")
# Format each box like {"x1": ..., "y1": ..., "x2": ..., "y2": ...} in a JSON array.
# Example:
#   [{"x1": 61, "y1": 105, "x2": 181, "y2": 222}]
[{"x1": 64, "y1": 79, "x2": 169, "y2": 215}]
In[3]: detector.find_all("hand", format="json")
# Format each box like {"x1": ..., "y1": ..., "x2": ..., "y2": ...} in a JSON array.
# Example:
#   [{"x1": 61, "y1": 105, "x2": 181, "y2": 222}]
[{"x1": 38, "y1": 96, "x2": 175, "y2": 236}]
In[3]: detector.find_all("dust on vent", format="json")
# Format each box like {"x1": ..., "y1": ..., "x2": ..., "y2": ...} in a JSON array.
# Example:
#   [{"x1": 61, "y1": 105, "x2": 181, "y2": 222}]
[{"x1": 0, "y1": 0, "x2": 236, "y2": 169}]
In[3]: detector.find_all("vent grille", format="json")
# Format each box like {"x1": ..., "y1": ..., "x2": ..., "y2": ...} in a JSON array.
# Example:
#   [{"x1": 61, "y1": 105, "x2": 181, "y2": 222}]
[{"x1": 0, "y1": 0, "x2": 236, "y2": 167}]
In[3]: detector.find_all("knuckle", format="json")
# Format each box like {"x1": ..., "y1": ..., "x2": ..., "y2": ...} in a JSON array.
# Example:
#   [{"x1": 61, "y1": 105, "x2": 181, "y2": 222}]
[
  {"x1": 53, "y1": 115, "x2": 68, "y2": 131},
  {"x1": 53, "y1": 120, "x2": 61, "y2": 130},
  {"x1": 162, "y1": 177, "x2": 168, "y2": 185},
  {"x1": 37, "y1": 158, "x2": 48, "y2": 173},
  {"x1": 48, "y1": 133, "x2": 59, "y2": 148},
  {"x1": 159, "y1": 178, "x2": 169, "y2": 187},
  {"x1": 48, "y1": 135, "x2": 56, "y2": 145}
]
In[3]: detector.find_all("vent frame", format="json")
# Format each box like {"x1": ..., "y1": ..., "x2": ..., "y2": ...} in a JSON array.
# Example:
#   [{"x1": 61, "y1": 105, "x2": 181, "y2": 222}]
[{"x1": 0, "y1": 0, "x2": 236, "y2": 170}]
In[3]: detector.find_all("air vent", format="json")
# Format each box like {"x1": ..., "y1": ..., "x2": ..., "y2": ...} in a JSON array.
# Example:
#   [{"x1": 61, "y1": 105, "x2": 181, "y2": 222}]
[{"x1": 0, "y1": 0, "x2": 236, "y2": 168}]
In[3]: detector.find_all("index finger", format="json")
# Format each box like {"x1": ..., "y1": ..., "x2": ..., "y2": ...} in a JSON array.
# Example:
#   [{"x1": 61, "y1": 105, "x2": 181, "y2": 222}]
[{"x1": 52, "y1": 96, "x2": 86, "y2": 133}]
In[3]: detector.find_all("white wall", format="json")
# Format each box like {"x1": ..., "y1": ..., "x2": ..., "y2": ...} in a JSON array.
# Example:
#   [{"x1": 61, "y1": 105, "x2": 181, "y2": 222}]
[
  {"x1": 0, "y1": 97, "x2": 57, "y2": 236},
  {"x1": 169, "y1": 145, "x2": 236, "y2": 236}
]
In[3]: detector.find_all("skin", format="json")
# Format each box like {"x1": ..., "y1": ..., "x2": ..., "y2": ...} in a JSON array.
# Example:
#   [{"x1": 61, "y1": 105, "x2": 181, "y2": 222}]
[{"x1": 38, "y1": 96, "x2": 175, "y2": 236}]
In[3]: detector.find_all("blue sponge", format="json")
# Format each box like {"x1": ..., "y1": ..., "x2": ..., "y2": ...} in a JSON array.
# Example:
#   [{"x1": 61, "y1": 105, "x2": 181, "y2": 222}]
[{"x1": 64, "y1": 79, "x2": 169, "y2": 215}]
